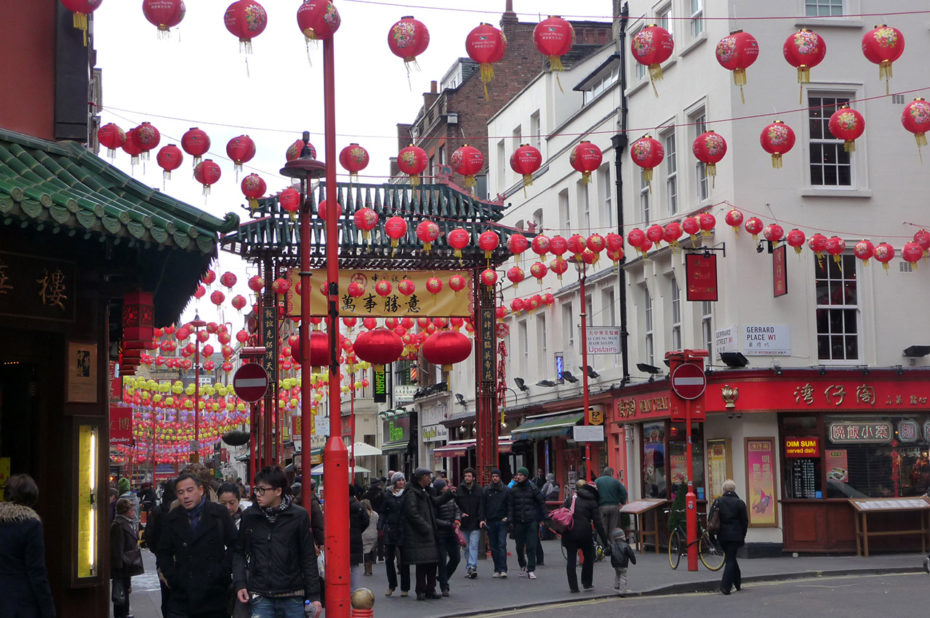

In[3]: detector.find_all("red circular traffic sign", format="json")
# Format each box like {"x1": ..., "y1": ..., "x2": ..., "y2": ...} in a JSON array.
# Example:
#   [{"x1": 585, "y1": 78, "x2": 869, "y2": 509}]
[
  {"x1": 233, "y1": 363, "x2": 269, "y2": 402},
  {"x1": 670, "y1": 362, "x2": 706, "y2": 400}
]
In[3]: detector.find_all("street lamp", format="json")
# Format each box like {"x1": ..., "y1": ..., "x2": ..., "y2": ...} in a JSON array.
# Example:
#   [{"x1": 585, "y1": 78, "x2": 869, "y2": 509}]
[{"x1": 189, "y1": 313, "x2": 206, "y2": 463}]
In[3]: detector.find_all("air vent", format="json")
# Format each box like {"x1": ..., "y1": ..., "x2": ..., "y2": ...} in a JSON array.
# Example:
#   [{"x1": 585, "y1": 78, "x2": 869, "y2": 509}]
[
  {"x1": 892, "y1": 94, "x2": 905, "y2": 104},
  {"x1": 900, "y1": 261, "x2": 912, "y2": 273}
]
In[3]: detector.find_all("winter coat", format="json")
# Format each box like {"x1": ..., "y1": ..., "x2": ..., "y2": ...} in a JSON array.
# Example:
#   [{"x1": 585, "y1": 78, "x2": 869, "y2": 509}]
[
  {"x1": 0, "y1": 502, "x2": 56, "y2": 617},
  {"x1": 379, "y1": 489, "x2": 407, "y2": 545},
  {"x1": 609, "y1": 538, "x2": 637, "y2": 569},
  {"x1": 156, "y1": 499, "x2": 238, "y2": 616},
  {"x1": 455, "y1": 481, "x2": 483, "y2": 532},
  {"x1": 110, "y1": 514, "x2": 144, "y2": 577},
  {"x1": 540, "y1": 481, "x2": 561, "y2": 502},
  {"x1": 365, "y1": 484, "x2": 385, "y2": 514},
  {"x1": 482, "y1": 481, "x2": 511, "y2": 522},
  {"x1": 142, "y1": 496, "x2": 172, "y2": 553},
  {"x1": 400, "y1": 484, "x2": 453, "y2": 564},
  {"x1": 715, "y1": 491, "x2": 749, "y2": 545},
  {"x1": 508, "y1": 479, "x2": 545, "y2": 523},
  {"x1": 362, "y1": 510, "x2": 380, "y2": 554},
  {"x1": 435, "y1": 493, "x2": 461, "y2": 539},
  {"x1": 309, "y1": 493, "x2": 325, "y2": 550},
  {"x1": 233, "y1": 502, "x2": 321, "y2": 602},
  {"x1": 349, "y1": 497, "x2": 371, "y2": 566},
  {"x1": 561, "y1": 484, "x2": 609, "y2": 546}
]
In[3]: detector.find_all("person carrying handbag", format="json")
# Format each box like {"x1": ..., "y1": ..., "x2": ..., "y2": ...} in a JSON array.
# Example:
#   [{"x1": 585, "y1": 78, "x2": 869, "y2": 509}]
[
  {"x1": 111, "y1": 498, "x2": 144, "y2": 618},
  {"x1": 560, "y1": 480, "x2": 609, "y2": 593}
]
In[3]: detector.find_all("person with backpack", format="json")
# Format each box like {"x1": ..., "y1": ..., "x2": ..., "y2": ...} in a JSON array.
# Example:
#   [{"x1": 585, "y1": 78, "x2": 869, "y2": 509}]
[
  {"x1": 560, "y1": 480, "x2": 609, "y2": 593},
  {"x1": 608, "y1": 527, "x2": 636, "y2": 596}
]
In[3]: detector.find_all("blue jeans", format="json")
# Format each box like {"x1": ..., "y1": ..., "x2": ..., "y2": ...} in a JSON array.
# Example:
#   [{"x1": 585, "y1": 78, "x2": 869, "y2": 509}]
[
  {"x1": 486, "y1": 521, "x2": 509, "y2": 574},
  {"x1": 465, "y1": 529, "x2": 481, "y2": 570},
  {"x1": 249, "y1": 596, "x2": 305, "y2": 618}
]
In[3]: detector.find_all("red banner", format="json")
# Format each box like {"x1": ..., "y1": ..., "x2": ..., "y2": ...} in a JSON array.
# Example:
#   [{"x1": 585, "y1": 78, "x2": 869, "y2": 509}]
[
  {"x1": 773, "y1": 244, "x2": 788, "y2": 297},
  {"x1": 686, "y1": 253, "x2": 718, "y2": 301},
  {"x1": 109, "y1": 405, "x2": 133, "y2": 445}
]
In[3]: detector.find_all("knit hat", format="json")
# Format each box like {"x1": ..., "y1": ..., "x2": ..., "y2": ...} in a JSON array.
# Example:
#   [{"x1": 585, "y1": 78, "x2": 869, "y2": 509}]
[
  {"x1": 391, "y1": 472, "x2": 406, "y2": 485},
  {"x1": 491, "y1": 468, "x2": 501, "y2": 477},
  {"x1": 117, "y1": 478, "x2": 131, "y2": 494},
  {"x1": 433, "y1": 479, "x2": 447, "y2": 491},
  {"x1": 516, "y1": 467, "x2": 529, "y2": 477},
  {"x1": 546, "y1": 473, "x2": 556, "y2": 483},
  {"x1": 412, "y1": 467, "x2": 432, "y2": 481},
  {"x1": 611, "y1": 527, "x2": 626, "y2": 541}
]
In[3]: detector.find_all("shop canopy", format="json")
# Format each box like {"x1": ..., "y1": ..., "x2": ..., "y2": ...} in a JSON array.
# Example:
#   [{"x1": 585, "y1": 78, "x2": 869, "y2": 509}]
[
  {"x1": 433, "y1": 436, "x2": 513, "y2": 458},
  {"x1": 511, "y1": 412, "x2": 585, "y2": 441}
]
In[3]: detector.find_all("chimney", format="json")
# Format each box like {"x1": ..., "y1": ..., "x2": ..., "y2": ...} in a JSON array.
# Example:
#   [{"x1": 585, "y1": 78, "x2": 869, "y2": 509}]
[
  {"x1": 501, "y1": 0, "x2": 518, "y2": 30},
  {"x1": 431, "y1": 80, "x2": 438, "y2": 94}
]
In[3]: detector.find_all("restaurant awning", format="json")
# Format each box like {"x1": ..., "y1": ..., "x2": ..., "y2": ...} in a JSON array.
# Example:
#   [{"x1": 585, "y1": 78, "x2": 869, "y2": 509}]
[
  {"x1": 433, "y1": 436, "x2": 513, "y2": 458},
  {"x1": 381, "y1": 441, "x2": 409, "y2": 454},
  {"x1": 511, "y1": 412, "x2": 585, "y2": 440}
]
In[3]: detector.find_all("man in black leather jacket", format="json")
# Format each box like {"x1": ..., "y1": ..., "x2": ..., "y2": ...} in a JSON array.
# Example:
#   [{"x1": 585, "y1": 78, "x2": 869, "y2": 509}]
[{"x1": 508, "y1": 467, "x2": 545, "y2": 579}]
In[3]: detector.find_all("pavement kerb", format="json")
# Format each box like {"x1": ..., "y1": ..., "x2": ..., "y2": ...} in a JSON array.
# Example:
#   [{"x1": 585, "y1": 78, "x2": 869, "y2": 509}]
[{"x1": 432, "y1": 565, "x2": 925, "y2": 618}]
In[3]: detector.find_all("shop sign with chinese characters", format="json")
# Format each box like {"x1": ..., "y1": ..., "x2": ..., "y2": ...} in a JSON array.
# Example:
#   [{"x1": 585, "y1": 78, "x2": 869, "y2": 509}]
[
  {"x1": 614, "y1": 393, "x2": 671, "y2": 421},
  {"x1": 828, "y1": 421, "x2": 892, "y2": 444},
  {"x1": 0, "y1": 251, "x2": 76, "y2": 322}
]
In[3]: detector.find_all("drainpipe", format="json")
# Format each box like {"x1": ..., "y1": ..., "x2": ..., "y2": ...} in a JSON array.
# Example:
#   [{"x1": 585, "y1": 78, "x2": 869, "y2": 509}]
[{"x1": 612, "y1": 1, "x2": 631, "y2": 386}]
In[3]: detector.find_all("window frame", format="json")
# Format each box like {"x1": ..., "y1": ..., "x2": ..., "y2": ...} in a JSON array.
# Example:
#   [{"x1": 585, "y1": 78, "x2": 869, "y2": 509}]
[
  {"x1": 644, "y1": 286, "x2": 655, "y2": 366},
  {"x1": 671, "y1": 278, "x2": 682, "y2": 351},
  {"x1": 578, "y1": 179, "x2": 591, "y2": 231},
  {"x1": 701, "y1": 300, "x2": 713, "y2": 359},
  {"x1": 805, "y1": 0, "x2": 844, "y2": 16},
  {"x1": 689, "y1": 0, "x2": 704, "y2": 39},
  {"x1": 598, "y1": 164, "x2": 613, "y2": 229},
  {"x1": 662, "y1": 128, "x2": 678, "y2": 215},
  {"x1": 640, "y1": 170, "x2": 651, "y2": 225},
  {"x1": 815, "y1": 253, "x2": 860, "y2": 363},
  {"x1": 690, "y1": 111, "x2": 708, "y2": 202},
  {"x1": 807, "y1": 93, "x2": 853, "y2": 188},
  {"x1": 559, "y1": 188, "x2": 571, "y2": 232}
]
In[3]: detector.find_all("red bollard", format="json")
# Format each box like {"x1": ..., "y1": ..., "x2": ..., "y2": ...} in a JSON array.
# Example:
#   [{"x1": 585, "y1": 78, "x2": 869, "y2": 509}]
[
  {"x1": 686, "y1": 481, "x2": 698, "y2": 571},
  {"x1": 324, "y1": 437, "x2": 350, "y2": 617},
  {"x1": 350, "y1": 588, "x2": 375, "y2": 617}
]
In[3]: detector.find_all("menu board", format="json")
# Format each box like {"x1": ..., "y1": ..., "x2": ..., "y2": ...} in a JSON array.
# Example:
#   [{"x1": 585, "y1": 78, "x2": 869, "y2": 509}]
[
  {"x1": 790, "y1": 458, "x2": 818, "y2": 499},
  {"x1": 746, "y1": 438, "x2": 778, "y2": 527},
  {"x1": 706, "y1": 439, "x2": 731, "y2": 500}
]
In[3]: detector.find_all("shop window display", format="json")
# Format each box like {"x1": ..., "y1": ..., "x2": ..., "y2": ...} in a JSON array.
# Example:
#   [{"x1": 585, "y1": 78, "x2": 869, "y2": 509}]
[
  {"x1": 641, "y1": 421, "x2": 706, "y2": 500},
  {"x1": 643, "y1": 422, "x2": 666, "y2": 498},
  {"x1": 782, "y1": 415, "x2": 823, "y2": 499}
]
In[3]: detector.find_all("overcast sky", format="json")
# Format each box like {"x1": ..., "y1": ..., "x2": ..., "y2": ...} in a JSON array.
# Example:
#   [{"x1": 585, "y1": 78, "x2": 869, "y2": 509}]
[{"x1": 93, "y1": 1, "x2": 613, "y2": 327}]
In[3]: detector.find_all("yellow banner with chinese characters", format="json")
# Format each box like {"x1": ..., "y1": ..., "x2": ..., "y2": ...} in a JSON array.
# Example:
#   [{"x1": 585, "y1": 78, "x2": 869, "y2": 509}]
[{"x1": 286, "y1": 269, "x2": 473, "y2": 317}]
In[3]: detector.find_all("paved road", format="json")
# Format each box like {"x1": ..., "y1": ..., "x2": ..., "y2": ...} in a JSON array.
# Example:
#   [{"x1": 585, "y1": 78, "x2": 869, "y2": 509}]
[{"x1": 122, "y1": 539, "x2": 927, "y2": 617}]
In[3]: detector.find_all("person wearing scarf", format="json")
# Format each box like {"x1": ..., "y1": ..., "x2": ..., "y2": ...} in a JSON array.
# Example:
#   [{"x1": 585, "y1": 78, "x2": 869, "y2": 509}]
[
  {"x1": 379, "y1": 472, "x2": 411, "y2": 597},
  {"x1": 234, "y1": 466, "x2": 322, "y2": 618}
]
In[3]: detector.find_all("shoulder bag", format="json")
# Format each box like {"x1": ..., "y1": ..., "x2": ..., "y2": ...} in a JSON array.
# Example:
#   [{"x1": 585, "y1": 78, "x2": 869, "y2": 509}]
[
  {"x1": 706, "y1": 499, "x2": 721, "y2": 535},
  {"x1": 545, "y1": 494, "x2": 576, "y2": 534}
]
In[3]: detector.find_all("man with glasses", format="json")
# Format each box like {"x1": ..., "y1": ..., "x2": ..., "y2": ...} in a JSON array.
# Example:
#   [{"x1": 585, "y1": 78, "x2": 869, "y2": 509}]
[
  {"x1": 156, "y1": 472, "x2": 238, "y2": 618},
  {"x1": 234, "y1": 466, "x2": 322, "y2": 618}
]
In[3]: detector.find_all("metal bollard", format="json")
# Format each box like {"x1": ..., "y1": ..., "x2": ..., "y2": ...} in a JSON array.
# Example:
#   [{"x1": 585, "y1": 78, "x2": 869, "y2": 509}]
[{"x1": 350, "y1": 588, "x2": 375, "y2": 617}]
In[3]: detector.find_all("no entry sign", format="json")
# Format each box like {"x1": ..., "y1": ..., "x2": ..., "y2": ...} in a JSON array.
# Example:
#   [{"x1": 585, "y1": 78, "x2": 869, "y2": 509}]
[
  {"x1": 233, "y1": 363, "x2": 269, "y2": 402},
  {"x1": 670, "y1": 362, "x2": 706, "y2": 400}
]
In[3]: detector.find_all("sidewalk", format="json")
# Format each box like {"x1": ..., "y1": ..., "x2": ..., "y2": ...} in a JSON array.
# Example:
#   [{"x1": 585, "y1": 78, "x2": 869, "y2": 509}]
[{"x1": 125, "y1": 539, "x2": 926, "y2": 618}]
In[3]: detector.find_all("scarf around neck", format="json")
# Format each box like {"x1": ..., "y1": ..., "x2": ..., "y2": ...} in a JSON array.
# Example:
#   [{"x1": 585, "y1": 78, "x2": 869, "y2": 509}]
[{"x1": 262, "y1": 493, "x2": 293, "y2": 523}]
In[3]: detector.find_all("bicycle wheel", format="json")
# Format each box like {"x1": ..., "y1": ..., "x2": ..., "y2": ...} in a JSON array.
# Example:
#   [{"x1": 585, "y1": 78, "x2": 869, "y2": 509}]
[
  {"x1": 667, "y1": 529, "x2": 683, "y2": 569},
  {"x1": 699, "y1": 531, "x2": 725, "y2": 571}
]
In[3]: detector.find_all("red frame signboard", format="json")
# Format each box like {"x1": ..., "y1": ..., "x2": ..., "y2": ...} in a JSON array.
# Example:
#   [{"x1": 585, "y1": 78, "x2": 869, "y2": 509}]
[
  {"x1": 685, "y1": 253, "x2": 718, "y2": 301},
  {"x1": 784, "y1": 436, "x2": 820, "y2": 458},
  {"x1": 109, "y1": 405, "x2": 132, "y2": 445}
]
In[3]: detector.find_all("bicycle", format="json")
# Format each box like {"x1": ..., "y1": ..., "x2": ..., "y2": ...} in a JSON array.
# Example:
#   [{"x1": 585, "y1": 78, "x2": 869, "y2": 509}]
[{"x1": 665, "y1": 508, "x2": 725, "y2": 571}]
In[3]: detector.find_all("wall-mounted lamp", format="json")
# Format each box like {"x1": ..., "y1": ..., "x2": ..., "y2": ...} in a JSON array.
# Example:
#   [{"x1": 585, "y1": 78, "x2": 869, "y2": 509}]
[
  {"x1": 561, "y1": 371, "x2": 579, "y2": 384},
  {"x1": 818, "y1": 365, "x2": 827, "y2": 376},
  {"x1": 636, "y1": 362, "x2": 662, "y2": 375},
  {"x1": 514, "y1": 377, "x2": 529, "y2": 392},
  {"x1": 582, "y1": 365, "x2": 600, "y2": 378},
  {"x1": 537, "y1": 379, "x2": 557, "y2": 387},
  {"x1": 773, "y1": 365, "x2": 782, "y2": 376},
  {"x1": 455, "y1": 393, "x2": 467, "y2": 406},
  {"x1": 720, "y1": 352, "x2": 749, "y2": 368}
]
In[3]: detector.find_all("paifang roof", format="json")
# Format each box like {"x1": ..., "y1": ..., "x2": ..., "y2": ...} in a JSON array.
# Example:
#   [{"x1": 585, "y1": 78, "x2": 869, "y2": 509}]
[
  {"x1": 221, "y1": 181, "x2": 527, "y2": 271},
  {"x1": 0, "y1": 128, "x2": 238, "y2": 253}
]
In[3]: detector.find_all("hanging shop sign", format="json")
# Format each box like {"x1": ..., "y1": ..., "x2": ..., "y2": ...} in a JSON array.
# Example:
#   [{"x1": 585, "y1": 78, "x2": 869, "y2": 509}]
[
  {"x1": 373, "y1": 365, "x2": 388, "y2": 403},
  {"x1": 109, "y1": 405, "x2": 133, "y2": 445},
  {"x1": 286, "y1": 269, "x2": 472, "y2": 317},
  {"x1": 828, "y1": 420, "x2": 892, "y2": 444},
  {"x1": 382, "y1": 415, "x2": 411, "y2": 444},
  {"x1": 685, "y1": 253, "x2": 718, "y2": 301},
  {"x1": 773, "y1": 244, "x2": 788, "y2": 297},
  {"x1": 0, "y1": 251, "x2": 77, "y2": 322},
  {"x1": 784, "y1": 436, "x2": 820, "y2": 458}
]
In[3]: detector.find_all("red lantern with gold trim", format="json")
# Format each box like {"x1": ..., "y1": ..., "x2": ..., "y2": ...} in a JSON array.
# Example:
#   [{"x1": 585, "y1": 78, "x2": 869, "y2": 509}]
[
  {"x1": 156, "y1": 145, "x2": 183, "y2": 183},
  {"x1": 631, "y1": 135, "x2": 664, "y2": 190},
  {"x1": 61, "y1": 0, "x2": 102, "y2": 45},
  {"x1": 510, "y1": 144, "x2": 543, "y2": 190},
  {"x1": 631, "y1": 24, "x2": 674, "y2": 92},
  {"x1": 760, "y1": 120, "x2": 796, "y2": 168},
  {"x1": 287, "y1": 137, "x2": 316, "y2": 162},
  {"x1": 530, "y1": 261, "x2": 547, "y2": 283},
  {"x1": 787, "y1": 229, "x2": 806, "y2": 255},
  {"x1": 398, "y1": 278, "x2": 415, "y2": 296},
  {"x1": 354, "y1": 207, "x2": 378, "y2": 241},
  {"x1": 210, "y1": 291, "x2": 225, "y2": 306},
  {"x1": 478, "y1": 231, "x2": 500, "y2": 259},
  {"x1": 354, "y1": 327, "x2": 404, "y2": 370},
  {"x1": 682, "y1": 216, "x2": 700, "y2": 244},
  {"x1": 570, "y1": 141, "x2": 602, "y2": 183},
  {"x1": 874, "y1": 242, "x2": 895, "y2": 270},
  {"x1": 248, "y1": 276, "x2": 264, "y2": 293},
  {"x1": 645, "y1": 225, "x2": 664, "y2": 246},
  {"x1": 763, "y1": 224, "x2": 784, "y2": 244},
  {"x1": 241, "y1": 174, "x2": 266, "y2": 211},
  {"x1": 506, "y1": 266, "x2": 525, "y2": 288},
  {"x1": 854, "y1": 239, "x2": 874, "y2": 264},
  {"x1": 902, "y1": 98, "x2": 930, "y2": 156},
  {"x1": 388, "y1": 16, "x2": 430, "y2": 69},
  {"x1": 416, "y1": 220, "x2": 440, "y2": 253},
  {"x1": 808, "y1": 233, "x2": 827, "y2": 257},
  {"x1": 224, "y1": 1, "x2": 268, "y2": 52},
  {"x1": 699, "y1": 213, "x2": 716, "y2": 237},
  {"x1": 828, "y1": 106, "x2": 865, "y2": 152},
  {"x1": 692, "y1": 131, "x2": 727, "y2": 186},
  {"x1": 914, "y1": 229, "x2": 930, "y2": 255},
  {"x1": 317, "y1": 200, "x2": 342, "y2": 221},
  {"x1": 550, "y1": 256, "x2": 568, "y2": 281},
  {"x1": 384, "y1": 216, "x2": 408, "y2": 253},
  {"x1": 422, "y1": 330, "x2": 472, "y2": 372},
  {"x1": 231, "y1": 295, "x2": 247, "y2": 311},
  {"x1": 339, "y1": 143, "x2": 369, "y2": 182},
  {"x1": 193, "y1": 160, "x2": 222, "y2": 196},
  {"x1": 480, "y1": 269, "x2": 498, "y2": 288},
  {"x1": 466, "y1": 23, "x2": 507, "y2": 100},
  {"x1": 663, "y1": 222, "x2": 682, "y2": 248},
  {"x1": 375, "y1": 280, "x2": 392, "y2": 297},
  {"x1": 533, "y1": 16, "x2": 574, "y2": 72},
  {"x1": 279, "y1": 187, "x2": 300, "y2": 219},
  {"x1": 226, "y1": 135, "x2": 256, "y2": 174},
  {"x1": 902, "y1": 241, "x2": 923, "y2": 268},
  {"x1": 182, "y1": 127, "x2": 210, "y2": 166},
  {"x1": 451, "y1": 144, "x2": 484, "y2": 189},
  {"x1": 347, "y1": 281, "x2": 365, "y2": 298},
  {"x1": 783, "y1": 29, "x2": 826, "y2": 87},
  {"x1": 449, "y1": 274, "x2": 467, "y2": 293},
  {"x1": 531, "y1": 234, "x2": 551, "y2": 257},
  {"x1": 143, "y1": 0, "x2": 185, "y2": 35},
  {"x1": 296, "y1": 0, "x2": 341, "y2": 42},
  {"x1": 425, "y1": 277, "x2": 442, "y2": 295},
  {"x1": 724, "y1": 208, "x2": 743, "y2": 233},
  {"x1": 825, "y1": 236, "x2": 846, "y2": 264},
  {"x1": 507, "y1": 233, "x2": 529, "y2": 259},
  {"x1": 131, "y1": 122, "x2": 161, "y2": 160},
  {"x1": 715, "y1": 30, "x2": 759, "y2": 102},
  {"x1": 448, "y1": 228, "x2": 470, "y2": 260},
  {"x1": 744, "y1": 217, "x2": 763, "y2": 241},
  {"x1": 98, "y1": 123, "x2": 126, "y2": 158},
  {"x1": 862, "y1": 25, "x2": 904, "y2": 94},
  {"x1": 397, "y1": 144, "x2": 428, "y2": 186}
]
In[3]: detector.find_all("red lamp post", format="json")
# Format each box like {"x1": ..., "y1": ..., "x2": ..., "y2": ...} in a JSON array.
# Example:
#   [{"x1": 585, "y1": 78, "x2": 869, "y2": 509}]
[{"x1": 189, "y1": 313, "x2": 207, "y2": 463}]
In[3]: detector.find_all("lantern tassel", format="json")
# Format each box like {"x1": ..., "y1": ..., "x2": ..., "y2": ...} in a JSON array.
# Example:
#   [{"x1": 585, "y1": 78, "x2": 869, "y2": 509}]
[
  {"x1": 72, "y1": 12, "x2": 89, "y2": 47},
  {"x1": 480, "y1": 63, "x2": 495, "y2": 101},
  {"x1": 707, "y1": 162, "x2": 716, "y2": 188},
  {"x1": 733, "y1": 69, "x2": 747, "y2": 103},
  {"x1": 423, "y1": 241, "x2": 432, "y2": 254},
  {"x1": 793, "y1": 246, "x2": 802, "y2": 256},
  {"x1": 409, "y1": 174, "x2": 420, "y2": 187},
  {"x1": 844, "y1": 139, "x2": 856, "y2": 153},
  {"x1": 915, "y1": 133, "x2": 927, "y2": 164},
  {"x1": 643, "y1": 168, "x2": 653, "y2": 193},
  {"x1": 880, "y1": 60, "x2": 892, "y2": 95},
  {"x1": 581, "y1": 170, "x2": 593, "y2": 185},
  {"x1": 771, "y1": 153, "x2": 783, "y2": 169}
]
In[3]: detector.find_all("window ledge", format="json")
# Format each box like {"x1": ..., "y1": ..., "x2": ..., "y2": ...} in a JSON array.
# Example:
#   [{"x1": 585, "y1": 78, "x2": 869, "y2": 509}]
[
  {"x1": 678, "y1": 33, "x2": 708, "y2": 58},
  {"x1": 800, "y1": 188, "x2": 873, "y2": 199},
  {"x1": 626, "y1": 76, "x2": 650, "y2": 98},
  {"x1": 794, "y1": 18, "x2": 865, "y2": 30}
]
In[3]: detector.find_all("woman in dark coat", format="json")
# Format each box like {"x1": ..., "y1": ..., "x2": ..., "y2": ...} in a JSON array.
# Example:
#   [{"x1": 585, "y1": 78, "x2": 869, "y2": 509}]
[
  {"x1": 561, "y1": 480, "x2": 609, "y2": 593},
  {"x1": 349, "y1": 490, "x2": 371, "y2": 591},
  {"x1": 380, "y1": 472, "x2": 410, "y2": 597},
  {"x1": 0, "y1": 474, "x2": 55, "y2": 618},
  {"x1": 402, "y1": 468, "x2": 453, "y2": 600},
  {"x1": 715, "y1": 479, "x2": 749, "y2": 595},
  {"x1": 111, "y1": 498, "x2": 144, "y2": 618}
]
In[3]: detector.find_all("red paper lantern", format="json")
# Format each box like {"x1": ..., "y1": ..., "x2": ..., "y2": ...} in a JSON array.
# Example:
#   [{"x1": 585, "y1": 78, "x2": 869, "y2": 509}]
[
  {"x1": 278, "y1": 187, "x2": 301, "y2": 219},
  {"x1": 143, "y1": 0, "x2": 185, "y2": 34},
  {"x1": 397, "y1": 144, "x2": 428, "y2": 186},
  {"x1": 203, "y1": 270, "x2": 216, "y2": 285},
  {"x1": 375, "y1": 280, "x2": 392, "y2": 297},
  {"x1": 451, "y1": 144, "x2": 484, "y2": 189},
  {"x1": 874, "y1": 242, "x2": 895, "y2": 270},
  {"x1": 355, "y1": 327, "x2": 404, "y2": 369},
  {"x1": 248, "y1": 276, "x2": 264, "y2": 292},
  {"x1": 645, "y1": 225, "x2": 664, "y2": 246},
  {"x1": 210, "y1": 291, "x2": 225, "y2": 306},
  {"x1": 630, "y1": 135, "x2": 664, "y2": 188},
  {"x1": 510, "y1": 144, "x2": 543, "y2": 190},
  {"x1": 570, "y1": 141, "x2": 602, "y2": 183},
  {"x1": 760, "y1": 121, "x2": 796, "y2": 168},
  {"x1": 530, "y1": 262, "x2": 547, "y2": 282},
  {"x1": 699, "y1": 213, "x2": 716, "y2": 237},
  {"x1": 220, "y1": 272, "x2": 237, "y2": 288},
  {"x1": 231, "y1": 295, "x2": 247, "y2": 311},
  {"x1": 478, "y1": 231, "x2": 500, "y2": 259},
  {"x1": 448, "y1": 228, "x2": 470, "y2": 260},
  {"x1": 422, "y1": 330, "x2": 472, "y2": 372},
  {"x1": 534, "y1": 16, "x2": 574, "y2": 72},
  {"x1": 605, "y1": 233, "x2": 623, "y2": 252},
  {"x1": 682, "y1": 217, "x2": 700, "y2": 242},
  {"x1": 902, "y1": 242, "x2": 923, "y2": 267},
  {"x1": 384, "y1": 216, "x2": 408, "y2": 252},
  {"x1": 271, "y1": 278, "x2": 290, "y2": 295},
  {"x1": 449, "y1": 274, "x2": 467, "y2": 293},
  {"x1": 398, "y1": 278, "x2": 415, "y2": 296},
  {"x1": 339, "y1": 143, "x2": 369, "y2": 181},
  {"x1": 607, "y1": 248, "x2": 624, "y2": 266},
  {"x1": 425, "y1": 277, "x2": 442, "y2": 295},
  {"x1": 194, "y1": 285, "x2": 206, "y2": 299},
  {"x1": 317, "y1": 200, "x2": 342, "y2": 221},
  {"x1": 567, "y1": 234, "x2": 586, "y2": 261},
  {"x1": 226, "y1": 135, "x2": 256, "y2": 173},
  {"x1": 241, "y1": 174, "x2": 266, "y2": 211},
  {"x1": 156, "y1": 144, "x2": 183, "y2": 182},
  {"x1": 347, "y1": 281, "x2": 365, "y2": 298},
  {"x1": 786, "y1": 229, "x2": 806, "y2": 254},
  {"x1": 587, "y1": 234, "x2": 605, "y2": 255},
  {"x1": 744, "y1": 217, "x2": 763, "y2": 241},
  {"x1": 783, "y1": 29, "x2": 826, "y2": 84},
  {"x1": 531, "y1": 234, "x2": 551, "y2": 257},
  {"x1": 388, "y1": 16, "x2": 430, "y2": 68},
  {"x1": 763, "y1": 224, "x2": 785, "y2": 244},
  {"x1": 224, "y1": 1, "x2": 268, "y2": 52},
  {"x1": 61, "y1": 0, "x2": 102, "y2": 43},
  {"x1": 914, "y1": 230, "x2": 930, "y2": 254},
  {"x1": 131, "y1": 122, "x2": 161, "y2": 159},
  {"x1": 715, "y1": 30, "x2": 759, "y2": 102},
  {"x1": 354, "y1": 207, "x2": 379, "y2": 241},
  {"x1": 862, "y1": 25, "x2": 904, "y2": 93},
  {"x1": 631, "y1": 25, "x2": 675, "y2": 90},
  {"x1": 627, "y1": 228, "x2": 646, "y2": 249},
  {"x1": 692, "y1": 131, "x2": 727, "y2": 185},
  {"x1": 480, "y1": 269, "x2": 498, "y2": 287},
  {"x1": 193, "y1": 160, "x2": 222, "y2": 195},
  {"x1": 828, "y1": 106, "x2": 865, "y2": 152},
  {"x1": 466, "y1": 23, "x2": 507, "y2": 99},
  {"x1": 97, "y1": 123, "x2": 126, "y2": 158},
  {"x1": 506, "y1": 266, "x2": 525, "y2": 287},
  {"x1": 808, "y1": 233, "x2": 827, "y2": 256},
  {"x1": 663, "y1": 222, "x2": 682, "y2": 247},
  {"x1": 416, "y1": 220, "x2": 440, "y2": 253},
  {"x1": 511, "y1": 298, "x2": 525, "y2": 313},
  {"x1": 181, "y1": 127, "x2": 210, "y2": 166},
  {"x1": 854, "y1": 239, "x2": 874, "y2": 264},
  {"x1": 121, "y1": 129, "x2": 143, "y2": 166},
  {"x1": 902, "y1": 98, "x2": 930, "y2": 154},
  {"x1": 286, "y1": 137, "x2": 316, "y2": 161},
  {"x1": 306, "y1": 330, "x2": 330, "y2": 367},
  {"x1": 725, "y1": 209, "x2": 743, "y2": 233},
  {"x1": 507, "y1": 233, "x2": 529, "y2": 258},
  {"x1": 296, "y1": 0, "x2": 341, "y2": 41}
]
